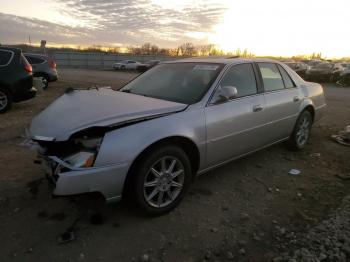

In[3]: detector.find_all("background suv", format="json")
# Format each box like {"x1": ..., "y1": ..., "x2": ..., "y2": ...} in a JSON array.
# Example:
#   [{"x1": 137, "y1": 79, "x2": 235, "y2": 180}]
[
  {"x1": 0, "y1": 47, "x2": 36, "y2": 113},
  {"x1": 24, "y1": 53, "x2": 58, "y2": 89}
]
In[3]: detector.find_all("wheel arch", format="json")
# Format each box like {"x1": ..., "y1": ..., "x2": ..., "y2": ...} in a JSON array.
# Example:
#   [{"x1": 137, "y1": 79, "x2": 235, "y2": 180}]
[
  {"x1": 300, "y1": 104, "x2": 315, "y2": 122},
  {"x1": 0, "y1": 84, "x2": 12, "y2": 95},
  {"x1": 122, "y1": 136, "x2": 200, "y2": 195}
]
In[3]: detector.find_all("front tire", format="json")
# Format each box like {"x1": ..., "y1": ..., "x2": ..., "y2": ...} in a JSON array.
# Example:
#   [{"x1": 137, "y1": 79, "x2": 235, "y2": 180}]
[
  {"x1": 0, "y1": 87, "x2": 12, "y2": 113},
  {"x1": 128, "y1": 145, "x2": 192, "y2": 216},
  {"x1": 288, "y1": 110, "x2": 313, "y2": 150}
]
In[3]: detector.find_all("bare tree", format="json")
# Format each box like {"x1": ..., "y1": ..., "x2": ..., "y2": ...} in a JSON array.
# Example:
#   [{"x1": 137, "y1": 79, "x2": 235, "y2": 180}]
[{"x1": 178, "y1": 42, "x2": 197, "y2": 56}]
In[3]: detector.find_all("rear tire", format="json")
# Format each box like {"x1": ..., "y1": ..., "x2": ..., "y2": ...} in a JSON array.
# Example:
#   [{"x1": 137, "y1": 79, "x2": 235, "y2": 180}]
[
  {"x1": 41, "y1": 76, "x2": 49, "y2": 90},
  {"x1": 288, "y1": 110, "x2": 313, "y2": 150},
  {"x1": 127, "y1": 145, "x2": 192, "y2": 216},
  {"x1": 0, "y1": 87, "x2": 12, "y2": 113}
]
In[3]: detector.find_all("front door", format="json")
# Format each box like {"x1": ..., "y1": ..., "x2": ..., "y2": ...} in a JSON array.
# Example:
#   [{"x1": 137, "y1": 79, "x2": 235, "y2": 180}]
[{"x1": 205, "y1": 63, "x2": 268, "y2": 167}]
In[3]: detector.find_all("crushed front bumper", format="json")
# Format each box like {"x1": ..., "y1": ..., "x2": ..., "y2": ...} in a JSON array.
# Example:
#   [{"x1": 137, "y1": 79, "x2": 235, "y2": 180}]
[{"x1": 40, "y1": 155, "x2": 130, "y2": 202}]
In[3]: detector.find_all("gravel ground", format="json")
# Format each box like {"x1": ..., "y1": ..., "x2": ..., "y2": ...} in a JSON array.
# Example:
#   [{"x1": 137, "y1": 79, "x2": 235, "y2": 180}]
[
  {"x1": 273, "y1": 195, "x2": 350, "y2": 262},
  {"x1": 0, "y1": 70, "x2": 349, "y2": 262}
]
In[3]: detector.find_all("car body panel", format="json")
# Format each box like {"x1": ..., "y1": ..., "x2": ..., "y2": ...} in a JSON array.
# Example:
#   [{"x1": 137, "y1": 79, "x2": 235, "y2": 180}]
[
  {"x1": 263, "y1": 88, "x2": 301, "y2": 141},
  {"x1": 205, "y1": 94, "x2": 268, "y2": 166},
  {"x1": 29, "y1": 88, "x2": 187, "y2": 141},
  {"x1": 29, "y1": 58, "x2": 326, "y2": 201}
]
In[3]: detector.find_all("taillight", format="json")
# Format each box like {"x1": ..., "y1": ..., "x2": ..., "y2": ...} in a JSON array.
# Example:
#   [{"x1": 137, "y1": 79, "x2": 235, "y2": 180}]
[
  {"x1": 25, "y1": 63, "x2": 32, "y2": 73},
  {"x1": 21, "y1": 54, "x2": 32, "y2": 73},
  {"x1": 50, "y1": 60, "x2": 56, "y2": 69}
]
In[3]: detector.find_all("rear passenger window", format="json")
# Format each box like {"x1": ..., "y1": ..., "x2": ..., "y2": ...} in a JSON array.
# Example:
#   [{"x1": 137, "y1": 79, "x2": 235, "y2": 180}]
[
  {"x1": 258, "y1": 63, "x2": 285, "y2": 92},
  {"x1": 220, "y1": 63, "x2": 257, "y2": 98},
  {"x1": 0, "y1": 50, "x2": 13, "y2": 66},
  {"x1": 277, "y1": 65, "x2": 295, "y2": 88},
  {"x1": 25, "y1": 56, "x2": 45, "y2": 64}
]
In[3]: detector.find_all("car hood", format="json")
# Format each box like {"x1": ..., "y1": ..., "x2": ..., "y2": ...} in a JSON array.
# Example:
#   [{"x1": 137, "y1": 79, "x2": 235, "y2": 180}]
[{"x1": 30, "y1": 88, "x2": 187, "y2": 141}]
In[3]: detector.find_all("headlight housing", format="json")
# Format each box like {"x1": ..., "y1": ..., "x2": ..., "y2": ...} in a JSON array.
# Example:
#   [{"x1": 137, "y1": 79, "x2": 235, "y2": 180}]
[
  {"x1": 65, "y1": 151, "x2": 96, "y2": 168},
  {"x1": 62, "y1": 137, "x2": 103, "y2": 168}
]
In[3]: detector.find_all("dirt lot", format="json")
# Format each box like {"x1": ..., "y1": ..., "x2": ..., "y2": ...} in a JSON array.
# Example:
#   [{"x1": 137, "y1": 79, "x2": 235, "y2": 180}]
[{"x1": 0, "y1": 69, "x2": 349, "y2": 262}]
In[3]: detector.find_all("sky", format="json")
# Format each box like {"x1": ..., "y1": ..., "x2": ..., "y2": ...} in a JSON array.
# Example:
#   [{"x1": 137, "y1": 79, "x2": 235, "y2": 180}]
[{"x1": 0, "y1": 0, "x2": 349, "y2": 57}]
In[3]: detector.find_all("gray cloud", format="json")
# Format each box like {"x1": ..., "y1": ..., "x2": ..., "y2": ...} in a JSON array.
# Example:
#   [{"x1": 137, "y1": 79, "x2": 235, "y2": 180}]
[{"x1": 0, "y1": 0, "x2": 227, "y2": 46}]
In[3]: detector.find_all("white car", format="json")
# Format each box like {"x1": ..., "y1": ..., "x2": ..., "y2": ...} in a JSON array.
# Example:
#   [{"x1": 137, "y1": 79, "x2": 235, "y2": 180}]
[{"x1": 113, "y1": 60, "x2": 142, "y2": 70}]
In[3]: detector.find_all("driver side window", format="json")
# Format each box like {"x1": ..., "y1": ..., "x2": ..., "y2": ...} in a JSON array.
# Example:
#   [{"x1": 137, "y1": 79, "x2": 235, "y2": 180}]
[{"x1": 219, "y1": 63, "x2": 258, "y2": 98}]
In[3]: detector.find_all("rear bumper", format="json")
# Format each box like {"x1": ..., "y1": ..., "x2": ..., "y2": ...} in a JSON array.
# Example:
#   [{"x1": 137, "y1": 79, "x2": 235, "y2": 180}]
[
  {"x1": 13, "y1": 87, "x2": 37, "y2": 102},
  {"x1": 41, "y1": 156, "x2": 130, "y2": 202},
  {"x1": 48, "y1": 74, "x2": 58, "y2": 82}
]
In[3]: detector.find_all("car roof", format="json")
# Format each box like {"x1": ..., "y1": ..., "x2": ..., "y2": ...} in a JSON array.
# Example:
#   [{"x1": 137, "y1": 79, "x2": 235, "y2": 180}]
[
  {"x1": 164, "y1": 57, "x2": 281, "y2": 65},
  {"x1": 0, "y1": 46, "x2": 21, "y2": 53}
]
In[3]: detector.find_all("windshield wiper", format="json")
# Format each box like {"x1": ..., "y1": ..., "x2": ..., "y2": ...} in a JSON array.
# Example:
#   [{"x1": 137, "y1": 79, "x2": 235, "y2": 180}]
[{"x1": 121, "y1": 89, "x2": 131, "y2": 93}]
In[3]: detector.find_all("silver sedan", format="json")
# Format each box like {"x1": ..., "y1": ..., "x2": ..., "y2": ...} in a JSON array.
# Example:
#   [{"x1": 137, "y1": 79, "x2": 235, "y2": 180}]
[{"x1": 29, "y1": 58, "x2": 326, "y2": 215}]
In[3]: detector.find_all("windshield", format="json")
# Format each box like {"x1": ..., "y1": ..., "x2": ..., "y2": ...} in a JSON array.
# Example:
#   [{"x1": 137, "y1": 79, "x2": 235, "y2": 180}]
[{"x1": 121, "y1": 62, "x2": 224, "y2": 104}]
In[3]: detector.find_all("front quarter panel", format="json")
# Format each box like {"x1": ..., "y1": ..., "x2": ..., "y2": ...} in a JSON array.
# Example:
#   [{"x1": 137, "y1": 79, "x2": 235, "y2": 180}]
[{"x1": 94, "y1": 107, "x2": 206, "y2": 169}]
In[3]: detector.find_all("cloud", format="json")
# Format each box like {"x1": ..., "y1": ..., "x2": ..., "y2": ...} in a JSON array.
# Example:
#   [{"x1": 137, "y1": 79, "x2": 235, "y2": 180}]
[{"x1": 0, "y1": 0, "x2": 228, "y2": 46}]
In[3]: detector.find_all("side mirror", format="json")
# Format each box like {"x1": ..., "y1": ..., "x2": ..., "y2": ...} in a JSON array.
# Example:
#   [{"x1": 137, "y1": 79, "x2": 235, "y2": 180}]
[{"x1": 212, "y1": 86, "x2": 238, "y2": 104}]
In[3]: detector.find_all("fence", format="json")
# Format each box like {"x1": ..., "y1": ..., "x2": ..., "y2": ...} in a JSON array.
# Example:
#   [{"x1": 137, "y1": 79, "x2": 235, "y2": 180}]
[{"x1": 49, "y1": 52, "x2": 180, "y2": 69}]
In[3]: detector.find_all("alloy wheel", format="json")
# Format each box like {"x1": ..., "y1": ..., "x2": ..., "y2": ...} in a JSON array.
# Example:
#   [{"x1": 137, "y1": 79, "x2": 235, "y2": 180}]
[
  {"x1": 296, "y1": 115, "x2": 311, "y2": 146},
  {"x1": 143, "y1": 156, "x2": 185, "y2": 208}
]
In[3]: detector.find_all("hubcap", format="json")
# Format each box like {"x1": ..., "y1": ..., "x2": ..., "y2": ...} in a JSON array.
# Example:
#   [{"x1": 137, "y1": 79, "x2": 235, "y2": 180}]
[
  {"x1": 143, "y1": 156, "x2": 185, "y2": 208},
  {"x1": 0, "y1": 91, "x2": 8, "y2": 110},
  {"x1": 296, "y1": 116, "x2": 310, "y2": 146}
]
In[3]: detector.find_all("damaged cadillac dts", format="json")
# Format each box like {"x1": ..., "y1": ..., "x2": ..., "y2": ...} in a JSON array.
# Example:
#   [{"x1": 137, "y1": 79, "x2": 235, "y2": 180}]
[{"x1": 28, "y1": 58, "x2": 326, "y2": 216}]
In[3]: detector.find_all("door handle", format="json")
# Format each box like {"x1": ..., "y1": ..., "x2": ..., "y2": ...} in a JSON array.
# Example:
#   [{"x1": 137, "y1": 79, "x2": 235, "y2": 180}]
[
  {"x1": 293, "y1": 96, "x2": 300, "y2": 102},
  {"x1": 252, "y1": 105, "x2": 263, "y2": 112}
]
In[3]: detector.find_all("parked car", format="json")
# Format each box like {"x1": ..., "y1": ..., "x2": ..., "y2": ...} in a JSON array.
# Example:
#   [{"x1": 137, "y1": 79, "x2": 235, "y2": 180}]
[
  {"x1": 337, "y1": 67, "x2": 350, "y2": 86},
  {"x1": 0, "y1": 47, "x2": 36, "y2": 113},
  {"x1": 137, "y1": 60, "x2": 160, "y2": 72},
  {"x1": 331, "y1": 62, "x2": 350, "y2": 82},
  {"x1": 301, "y1": 59, "x2": 324, "y2": 68},
  {"x1": 113, "y1": 60, "x2": 144, "y2": 70},
  {"x1": 304, "y1": 62, "x2": 334, "y2": 82},
  {"x1": 284, "y1": 61, "x2": 309, "y2": 78},
  {"x1": 29, "y1": 58, "x2": 326, "y2": 215},
  {"x1": 24, "y1": 53, "x2": 58, "y2": 89}
]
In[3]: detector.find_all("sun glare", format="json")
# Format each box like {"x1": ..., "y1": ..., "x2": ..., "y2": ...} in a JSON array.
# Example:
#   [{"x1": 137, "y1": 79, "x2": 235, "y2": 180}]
[{"x1": 210, "y1": 0, "x2": 350, "y2": 58}]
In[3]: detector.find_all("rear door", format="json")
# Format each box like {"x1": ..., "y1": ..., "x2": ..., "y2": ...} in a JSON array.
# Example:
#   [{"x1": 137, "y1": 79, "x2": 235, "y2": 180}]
[
  {"x1": 257, "y1": 63, "x2": 302, "y2": 142},
  {"x1": 205, "y1": 63, "x2": 268, "y2": 167}
]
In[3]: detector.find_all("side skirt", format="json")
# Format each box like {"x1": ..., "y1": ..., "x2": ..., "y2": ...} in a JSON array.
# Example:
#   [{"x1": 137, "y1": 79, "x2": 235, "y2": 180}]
[{"x1": 197, "y1": 137, "x2": 289, "y2": 176}]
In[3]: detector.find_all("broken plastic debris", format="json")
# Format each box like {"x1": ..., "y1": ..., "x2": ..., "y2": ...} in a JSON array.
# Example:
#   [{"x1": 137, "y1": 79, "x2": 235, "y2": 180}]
[
  {"x1": 331, "y1": 125, "x2": 350, "y2": 147},
  {"x1": 310, "y1": 153, "x2": 321, "y2": 157},
  {"x1": 289, "y1": 169, "x2": 301, "y2": 175}
]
